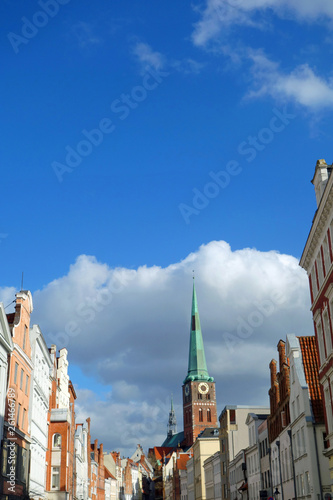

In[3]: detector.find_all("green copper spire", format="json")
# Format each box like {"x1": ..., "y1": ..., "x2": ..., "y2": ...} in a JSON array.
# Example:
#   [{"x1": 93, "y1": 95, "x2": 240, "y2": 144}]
[{"x1": 184, "y1": 280, "x2": 214, "y2": 384}]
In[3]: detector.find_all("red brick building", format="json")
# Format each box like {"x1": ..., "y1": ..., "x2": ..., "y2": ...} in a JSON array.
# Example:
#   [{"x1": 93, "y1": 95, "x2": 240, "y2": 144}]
[
  {"x1": 267, "y1": 340, "x2": 291, "y2": 443},
  {"x1": 90, "y1": 439, "x2": 105, "y2": 500},
  {"x1": 1, "y1": 290, "x2": 33, "y2": 499}
]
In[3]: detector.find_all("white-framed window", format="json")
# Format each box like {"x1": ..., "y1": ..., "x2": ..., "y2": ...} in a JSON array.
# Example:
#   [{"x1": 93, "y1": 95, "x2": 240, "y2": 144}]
[
  {"x1": 323, "y1": 236, "x2": 331, "y2": 275},
  {"x1": 51, "y1": 466, "x2": 60, "y2": 489},
  {"x1": 311, "y1": 266, "x2": 318, "y2": 298},
  {"x1": 305, "y1": 471, "x2": 310, "y2": 494},
  {"x1": 325, "y1": 385, "x2": 333, "y2": 434},
  {"x1": 317, "y1": 253, "x2": 324, "y2": 288},
  {"x1": 53, "y1": 433, "x2": 61, "y2": 448},
  {"x1": 323, "y1": 309, "x2": 332, "y2": 356},
  {"x1": 301, "y1": 427, "x2": 305, "y2": 456},
  {"x1": 316, "y1": 318, "x2": 326, "y2": 364}
]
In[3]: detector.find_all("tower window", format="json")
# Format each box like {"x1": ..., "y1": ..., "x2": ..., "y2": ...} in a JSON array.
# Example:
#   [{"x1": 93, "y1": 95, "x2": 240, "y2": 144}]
[
  {"x1": 198, "y1": 393, "x2": 202, "y2": 399},
  {"x1": 207, "y1": 409, "x2": 211, "y2": 422},
  {"x1": 199, "y1": 409, "x2": 203, "y2": 422}
]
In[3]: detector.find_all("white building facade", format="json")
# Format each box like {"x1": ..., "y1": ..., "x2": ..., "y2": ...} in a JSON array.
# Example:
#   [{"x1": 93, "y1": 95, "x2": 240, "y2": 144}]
[
  {"x1": 29, "y1": 324, "x2": 52, "y2": 500},
  {"x1": 75, "y1": 422, "x2": 89, "y2": 500},
  {"x1": 245, "y1": 413, "x2": 268, "y2": 500},
  {"x1": 287, "y1": 334, "x2": 331, "y2": 498},
  {"x1": 300, "y1": 158, "x2": 333, "y2": 487},
  {"x1": 204, "y1": 451, "x2": 221, "y2": 500}
]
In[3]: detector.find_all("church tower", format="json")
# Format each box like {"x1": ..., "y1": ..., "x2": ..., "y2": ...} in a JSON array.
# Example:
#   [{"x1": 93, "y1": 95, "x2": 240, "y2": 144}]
[
  {"x1": 167, "y1": 394, "x2": 177, "y2": 438},
  {"x1": 182, "y1": 281, "x2": 218, "y2": 447}
]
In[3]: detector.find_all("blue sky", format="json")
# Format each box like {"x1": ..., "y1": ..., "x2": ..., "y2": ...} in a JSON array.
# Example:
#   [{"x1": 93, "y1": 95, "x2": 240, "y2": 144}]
[{"x1": 1, "y1": 0, "x2": 333, "y2": 455}]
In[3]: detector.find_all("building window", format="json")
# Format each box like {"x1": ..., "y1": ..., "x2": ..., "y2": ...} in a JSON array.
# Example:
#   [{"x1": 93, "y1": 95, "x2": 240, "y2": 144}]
[
  {"x1": 323, "y1": 310, "x2": 332, "y2": 356},
  {"x1": 198, "y1": 393, "x2": 202, "y2": 400},
  {"x1": 316, "y1": 319, "x2": 326, "y2": 364},
  {"x1": 51, "y1": 467, "x2": 60, "y2": 489},
  {"x1": 25, "y1": 375, "x2": 29, "y2": 395},
  {"x1": 229, "y1": 409, "x2": 236, "y2": 424},
  {"x1": 325, "y1": 386, "x2": 333, "y2": 434},
  {"x1": 207, "y1": 409, "x2": 211, "y2": 422},
  {"x1": 17, "y1": 404, "x2": 21, "y2": 426},
  {"x1": 23, "y1": 326, "x2": 27, "y2": 350},
  {"x1": 14, "y1": 362, "x2": 18, "y2": 384},
  {"x1": 53, "y1": 433, "x2": 62, "y2": 448},
  {"x1": 199, "y1": 409, "x2": 203, "y2": 422},
  {"x1": 305, "y1": 471, "x2": 310, "y2": 494},
  {"x1": 22, "y1": 408, "x2": 26, "y2": 429},
  {"x1": 20, "y1": 368, "x2": 24, "y2": 390}
]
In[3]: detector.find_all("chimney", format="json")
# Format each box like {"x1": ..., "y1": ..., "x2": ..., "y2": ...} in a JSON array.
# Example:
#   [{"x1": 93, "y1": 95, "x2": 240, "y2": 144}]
[
  {"x1": 99, "y1": 444, "x2": 104, "y2": 466},
  {"x1": 312, "y1": 159, "x2": 331, "y2": 207},
  {"x1": 269, "y1": 359, "x2": 277, "y2": 387},
  {"x1": 94, "y1": 439, "x2": 98, "y2": 462},
  {"x1": 278, "y1": 340, "x2": 286, "y2": 369}
]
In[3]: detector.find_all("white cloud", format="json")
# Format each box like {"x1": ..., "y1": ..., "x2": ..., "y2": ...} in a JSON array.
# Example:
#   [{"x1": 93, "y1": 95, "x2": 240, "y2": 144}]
[
  {"x1": 247, "y1": 51, "x2": 333, "y2": 109},
  {"x1": 132, "y1": 41, "x2": 204, "y2": 76},
  {"x1": 31, "y1": 241, "x2": 313, "y2": 455},
  {"x1": 132, "y1": 42, "x2": 166, "y2": 73},
  {"x1": 70, "y1": 21, "x2": 102, "y2": 49},
  {"x1": 192, "y1": 0, "x2": 333, "y2": 47}
]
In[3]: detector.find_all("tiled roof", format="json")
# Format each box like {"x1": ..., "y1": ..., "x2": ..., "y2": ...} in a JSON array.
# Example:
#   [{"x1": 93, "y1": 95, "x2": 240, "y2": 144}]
[
  {"x1": 298, "y1": 336, "x2": 324, "y2": 423},
  {"x1": 176, "y1": 454, "x2": 190, "y2": 470},
  {"x1": 152, "y1": 447, "x2": 174, "y2": 461}
]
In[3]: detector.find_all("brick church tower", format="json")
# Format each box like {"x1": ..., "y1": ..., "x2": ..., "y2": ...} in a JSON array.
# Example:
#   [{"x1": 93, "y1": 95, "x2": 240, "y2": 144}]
[{"x1": 182, "y1": 280, "x2": 218, "y2": 447}]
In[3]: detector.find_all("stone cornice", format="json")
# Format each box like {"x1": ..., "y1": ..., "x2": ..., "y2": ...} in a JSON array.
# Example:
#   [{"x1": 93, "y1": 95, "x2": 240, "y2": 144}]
[{"x1": 301, "y1": 175, "x2": 333, "y2": 270}]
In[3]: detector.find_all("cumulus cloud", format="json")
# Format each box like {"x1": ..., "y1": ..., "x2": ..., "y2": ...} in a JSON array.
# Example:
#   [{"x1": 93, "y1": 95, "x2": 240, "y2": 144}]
[
  {"x1": 31, "y1": 241, "x2": 313, "y2": 456},
  {"x1": 192, "y1": 0, "x2": 333, "y2": 47},
  {"x1": 246, "y1": 51, "x2": 333, "y2": 109}
]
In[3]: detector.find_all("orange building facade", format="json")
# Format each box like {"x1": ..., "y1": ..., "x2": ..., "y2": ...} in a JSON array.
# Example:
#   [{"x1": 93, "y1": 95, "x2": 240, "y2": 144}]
[{"x1": 1, "y1": 291, "x2": 33, "y2": 499}]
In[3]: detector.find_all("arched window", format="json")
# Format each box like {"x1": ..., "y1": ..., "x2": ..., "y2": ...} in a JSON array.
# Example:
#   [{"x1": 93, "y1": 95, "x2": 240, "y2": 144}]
[
  {"x1": 207, "y1": 409, "x2": 211, "y2": 422},
  {"x1": 199, "y1": 409, "x2": 203, "y2": 422},
  {"x1": 53, "y1": 433, "x2": 61, "y2": 448}
]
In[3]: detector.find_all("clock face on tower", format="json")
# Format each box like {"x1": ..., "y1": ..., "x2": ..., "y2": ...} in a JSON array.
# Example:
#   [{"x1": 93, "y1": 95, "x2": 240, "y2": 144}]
[
  {"x1": 198, "y1": 382, "x2": 209, "y2": 395},
  {"x1": 185, "y1": 385, "x2": 190, "y2": 396}
]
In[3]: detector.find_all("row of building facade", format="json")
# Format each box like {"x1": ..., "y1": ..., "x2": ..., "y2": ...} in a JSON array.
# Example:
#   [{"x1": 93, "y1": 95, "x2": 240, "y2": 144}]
[
  {"x1": 0, "y1": 291, "x2": 154, "y2": 500},
  {"x1": 152, "y1": 160, "x2": 333, "y2": 499},
  {"x1": 158, "y1": 332, "x2": 331, "y2": 500}
]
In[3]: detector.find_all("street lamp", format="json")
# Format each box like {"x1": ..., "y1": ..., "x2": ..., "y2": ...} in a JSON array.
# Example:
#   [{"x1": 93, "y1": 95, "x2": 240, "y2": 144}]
[{"x1": 274, "y1": 488, "x2": 280, "y2": 500}]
